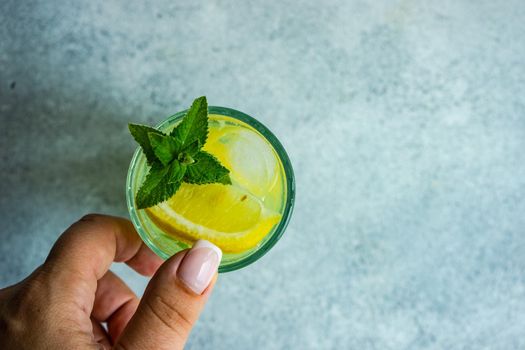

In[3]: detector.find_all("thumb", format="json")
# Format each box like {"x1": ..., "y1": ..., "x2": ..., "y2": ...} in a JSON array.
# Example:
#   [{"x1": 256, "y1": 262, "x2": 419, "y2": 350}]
[{"x1": 115, "y1": 240, "x2": 222, "y2": 350}]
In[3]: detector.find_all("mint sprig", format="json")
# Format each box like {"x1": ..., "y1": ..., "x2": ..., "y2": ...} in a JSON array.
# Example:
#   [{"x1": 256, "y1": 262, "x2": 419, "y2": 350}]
[{"x1": 129, "y1": 96, "x2": 232, "y2": 209}]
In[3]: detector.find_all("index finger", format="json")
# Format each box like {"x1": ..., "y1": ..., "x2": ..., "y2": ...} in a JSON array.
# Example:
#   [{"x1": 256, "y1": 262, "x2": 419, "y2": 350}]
[{"x1": 44, "y1": 214, "x2": 163, "y2": 281}]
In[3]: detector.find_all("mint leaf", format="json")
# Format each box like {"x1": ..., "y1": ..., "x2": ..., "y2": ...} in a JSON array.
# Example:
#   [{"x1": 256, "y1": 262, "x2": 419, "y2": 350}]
[
  {"x1": 182, "y1": 140, "x2": 201, "y2": 156},
  {"x1": 184, "y1": 151, "x2": 231, "y2": 185},
  {"x1": 129, "y1": 124, "x2": 165, "y2": 165},
  {"x1": 136, "y1": 162, "x2": 185, "y2": 209},
  {"x1": 148, "y1": 132, "x2": 181, "y2": 166},
  {"x1": 178, "y1": 152, "x2": 195, "y2": 165},
  {"x1": 129, "y1": 96, "x2": 233, "y2": 209},
  {"x1": 170, "y1": 96, "x2": 208, "y2": 148},
  {"x1": 168, "y1": 161, "x2": 186, "y2": 184}
]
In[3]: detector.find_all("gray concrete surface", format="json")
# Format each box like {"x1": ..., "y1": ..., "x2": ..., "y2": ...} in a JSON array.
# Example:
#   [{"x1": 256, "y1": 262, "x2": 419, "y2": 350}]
[{"x1": 1, "y1": 0, "x2": 525, "y2": 349}]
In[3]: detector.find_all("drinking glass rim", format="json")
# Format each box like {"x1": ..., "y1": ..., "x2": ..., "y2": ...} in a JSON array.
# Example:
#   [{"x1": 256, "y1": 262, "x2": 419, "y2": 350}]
[{"x1": 126, "y1": 106, "x2": 295, "y2": 272}]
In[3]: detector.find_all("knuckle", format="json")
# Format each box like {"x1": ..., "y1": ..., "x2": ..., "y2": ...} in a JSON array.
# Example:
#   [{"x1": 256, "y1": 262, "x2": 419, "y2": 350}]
[
  {"x1": 145, "y1": 294, "x2": 193, "y2": 336},
  {"x1": 65, "y1": 213, "x2": 112, "y2": 238},
  {"x1": 62, "y1": 213, "x2": 107, "y2": 236},
  {"x1": 79, "y1": 213, "x2": 104, "y2": 223},
  {"x1": 0, "y1": 295, "x2": 21, "y2": 336},
  {"x1": 0, "y1": 277, "x2": 45, "y2": 336},
  {"x1": 11, "y1": 278, "x2": 45, "y2": 314}
]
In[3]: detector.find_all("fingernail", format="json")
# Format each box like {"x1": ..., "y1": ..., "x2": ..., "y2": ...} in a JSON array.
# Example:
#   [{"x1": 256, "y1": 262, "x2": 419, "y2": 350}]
[{"x1": 177, "y1": 240, "x2": 222, "y2": 295}]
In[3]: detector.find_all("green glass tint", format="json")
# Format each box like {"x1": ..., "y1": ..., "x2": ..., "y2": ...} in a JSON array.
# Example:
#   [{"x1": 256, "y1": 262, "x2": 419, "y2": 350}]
[{"x1": 126, "y1": 106, "x2": 295, "y2": 272}]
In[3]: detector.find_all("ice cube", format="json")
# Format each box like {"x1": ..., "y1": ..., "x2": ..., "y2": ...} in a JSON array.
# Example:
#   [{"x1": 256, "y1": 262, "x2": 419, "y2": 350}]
[{"x1": 219, "y1": 128, "x2": 279, "y2": 199}]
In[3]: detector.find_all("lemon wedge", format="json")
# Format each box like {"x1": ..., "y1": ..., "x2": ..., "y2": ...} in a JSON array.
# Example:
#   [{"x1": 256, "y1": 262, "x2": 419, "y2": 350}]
[{"x1": 146, "y1": 183, "x2": 281, "y2": 253}]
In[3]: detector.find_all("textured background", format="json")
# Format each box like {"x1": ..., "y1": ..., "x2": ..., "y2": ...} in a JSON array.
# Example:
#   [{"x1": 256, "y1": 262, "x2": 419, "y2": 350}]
[{"x1": 1, "y1": 0, "x2": 525, "y2": 349}]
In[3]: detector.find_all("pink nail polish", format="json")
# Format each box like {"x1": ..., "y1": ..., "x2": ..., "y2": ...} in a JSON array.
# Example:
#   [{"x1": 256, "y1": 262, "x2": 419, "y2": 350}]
[{"x1": 177, "y1": 240, "x2": 222, "y2": 294}]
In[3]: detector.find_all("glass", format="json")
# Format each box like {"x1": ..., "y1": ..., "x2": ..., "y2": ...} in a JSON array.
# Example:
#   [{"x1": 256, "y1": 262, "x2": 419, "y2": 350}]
[{"x1": 126, "y1": 106, "x2": 295, "y2": 272}]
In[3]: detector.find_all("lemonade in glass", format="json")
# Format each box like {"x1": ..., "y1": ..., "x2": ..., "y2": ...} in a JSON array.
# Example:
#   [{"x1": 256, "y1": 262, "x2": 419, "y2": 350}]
[{"x1": 126, "y1": 106, "x2": 294, "y2": 272}]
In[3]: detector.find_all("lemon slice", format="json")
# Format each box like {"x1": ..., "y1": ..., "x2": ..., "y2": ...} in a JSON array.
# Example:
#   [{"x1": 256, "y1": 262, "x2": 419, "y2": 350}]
[{"x1": 146, "y1": 183, "x2": 281, "y2": 253}]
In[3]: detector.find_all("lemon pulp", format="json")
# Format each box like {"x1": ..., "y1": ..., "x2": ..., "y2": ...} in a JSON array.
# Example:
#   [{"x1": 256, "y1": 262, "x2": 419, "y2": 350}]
[{"x1": 145, "y1": 114, "x2": 285, "y2": 253}]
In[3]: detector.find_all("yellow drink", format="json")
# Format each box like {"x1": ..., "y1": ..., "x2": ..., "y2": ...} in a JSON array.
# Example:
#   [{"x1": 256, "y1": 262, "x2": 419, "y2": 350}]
[
  {"x1": 145, "y1": 115, "x2": 286, "y2": 253},
  {"x1": 127, "y1": 107, "x2": 294, "y2": 272}
]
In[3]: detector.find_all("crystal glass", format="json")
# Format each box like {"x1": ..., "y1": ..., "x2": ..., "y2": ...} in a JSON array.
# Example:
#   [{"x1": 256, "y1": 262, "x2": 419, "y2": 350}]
[{"x1": 126, "y1": 106, "x2": 295, "y2": 272}]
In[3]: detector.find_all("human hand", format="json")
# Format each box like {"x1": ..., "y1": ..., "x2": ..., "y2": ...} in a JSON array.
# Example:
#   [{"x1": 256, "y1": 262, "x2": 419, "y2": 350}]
[{"x1": 0, "y1": 214, "x2": 222, "y2": 349}]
